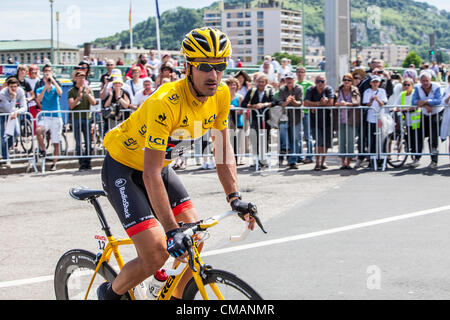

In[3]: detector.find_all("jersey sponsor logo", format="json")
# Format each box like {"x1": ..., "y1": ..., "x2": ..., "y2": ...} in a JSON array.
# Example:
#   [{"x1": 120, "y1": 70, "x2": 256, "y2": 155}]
[
  {"x1": 138, "y1": 124, "x2": 147, "y2": 136},
  {"x1": 202, "y1": 114, "x2": 216, "y2": 130},
  {"x1": 222, "y1": 118, "x2": 228, "y2": 127},
  {"x1": 123, "y1": 137, "x2": 139, "y2": 150},
  {"x1": 148, "y1": 135, "x2": 166, "y2": 146},
  {"x1": 155, "y1": 113, "x2": 167, "y2": 126},
  {"x1": 167, "y1": 93, "x2": 180, "y2": 105},
  {"x1": 180, "y1": 115, "x2": 189, "y2": 127}
]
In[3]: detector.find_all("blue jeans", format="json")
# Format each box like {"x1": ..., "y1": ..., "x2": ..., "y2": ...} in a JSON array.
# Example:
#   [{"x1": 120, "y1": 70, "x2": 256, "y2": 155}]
[
  {"x1": 279, "y1": 121, "x2": 289, "y2": 152},
  {"x1": 280, "y1": 121, "x2": 303, "y2": 165},
  {"x1": 302, "y1": 113, "x2": 313, "y2": 161},
  {"x1": 0, "y1": 115, "x2": 14, "y2": 161},
  {"x1": 73, "y1": 118, "x2": 92, "y2": 167}
]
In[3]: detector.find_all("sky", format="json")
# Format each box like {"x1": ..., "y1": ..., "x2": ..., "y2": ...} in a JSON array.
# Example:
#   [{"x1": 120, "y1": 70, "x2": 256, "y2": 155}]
[{"x1": 1, "y1": 0, "x2": 449, "y2": 47}]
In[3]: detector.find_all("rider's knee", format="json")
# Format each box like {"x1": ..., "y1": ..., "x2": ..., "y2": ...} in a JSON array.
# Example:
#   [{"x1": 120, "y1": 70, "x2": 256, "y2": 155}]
[{"x1": 139, "y1": 246, "x2": 169, "y2": 276}]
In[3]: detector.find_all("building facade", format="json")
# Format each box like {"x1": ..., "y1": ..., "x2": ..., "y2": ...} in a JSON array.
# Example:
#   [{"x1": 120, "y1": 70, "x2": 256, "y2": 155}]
[
  {"x1": 204, "y1": 1, "x2": 303, "y2": 65},
  {"x1": 351, "y1": 44, "x2": 410, "y2": 67},
  {"x1": 0, "y1": 40, "x2": 79, "y2": 65}
]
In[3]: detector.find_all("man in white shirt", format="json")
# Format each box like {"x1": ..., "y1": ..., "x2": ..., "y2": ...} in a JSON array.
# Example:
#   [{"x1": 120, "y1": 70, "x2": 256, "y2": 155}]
[
  {"x1": 411, "y1": 72, "x2": 443, "y2": 168},
  {"x1": 362, "y1": 75, "x2": 388, "y2": 156},
  {"x1": 132, "y1": 78, "x2": 153, "y2": 109},
  {"x1": 148, "y1": 50, "x2": 160, "y2": 80}
]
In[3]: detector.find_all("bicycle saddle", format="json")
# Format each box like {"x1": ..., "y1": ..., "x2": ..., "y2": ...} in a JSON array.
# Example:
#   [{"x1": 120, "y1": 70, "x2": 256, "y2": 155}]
[{"x1": 69, "y1": 187, "x2": 106, "y2": 200}]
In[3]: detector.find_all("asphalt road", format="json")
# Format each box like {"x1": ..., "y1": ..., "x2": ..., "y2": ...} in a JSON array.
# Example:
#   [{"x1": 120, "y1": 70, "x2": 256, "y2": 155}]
[{"x1": 0, "y1": 156, "x2": 449, "y2": 300}]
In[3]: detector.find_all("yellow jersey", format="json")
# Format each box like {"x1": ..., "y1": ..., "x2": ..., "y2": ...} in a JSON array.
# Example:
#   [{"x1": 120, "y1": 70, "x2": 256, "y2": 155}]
[{"x1": 103, "y1": 78, "x2": 231, "y2": 171}]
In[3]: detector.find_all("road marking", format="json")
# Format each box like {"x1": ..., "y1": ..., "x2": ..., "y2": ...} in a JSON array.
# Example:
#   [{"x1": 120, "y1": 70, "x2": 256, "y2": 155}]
[
  {"x1": 203, "y1": 204, "x2": 450, "y2": 256},
  {"x1": 1, "y1": 204, "x2": 450, "y2": 289}
]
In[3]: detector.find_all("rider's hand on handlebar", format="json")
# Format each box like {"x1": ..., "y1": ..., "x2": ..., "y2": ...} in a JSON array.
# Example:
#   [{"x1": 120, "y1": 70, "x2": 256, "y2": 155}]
[
  {"x1": 166, "y1": 228, "x2": 190, "y2": 263},
  {"x1": 230, "y1": 199, "x2": 257, "y2": 231}
]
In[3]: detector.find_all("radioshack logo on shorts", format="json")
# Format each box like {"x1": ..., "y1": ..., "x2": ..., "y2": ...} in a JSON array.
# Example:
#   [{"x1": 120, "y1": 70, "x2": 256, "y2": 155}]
[{"x1": 115, "y1": 178, "x2": 130, "y2": 219}]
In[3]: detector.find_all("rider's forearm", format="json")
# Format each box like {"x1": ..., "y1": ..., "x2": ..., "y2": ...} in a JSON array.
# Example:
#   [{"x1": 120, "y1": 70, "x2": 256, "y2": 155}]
[
  {"x1": 216, "y1": 160, "x2": 238, "y2": 198},
  {"x1": 213, "y1": 129, "x2": 238, "y2": 197}
]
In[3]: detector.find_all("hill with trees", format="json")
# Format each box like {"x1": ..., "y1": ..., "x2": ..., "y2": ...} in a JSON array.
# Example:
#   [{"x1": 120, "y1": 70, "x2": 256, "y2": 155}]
[{"x1": 90, "y1": 0, "x2": 449, "y2": 63}]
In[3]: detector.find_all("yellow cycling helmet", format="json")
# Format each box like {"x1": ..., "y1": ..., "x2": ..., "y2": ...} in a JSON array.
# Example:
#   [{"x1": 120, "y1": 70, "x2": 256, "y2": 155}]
[{"x1": 182, "y1": 27, "x2": 232, "y2": 60}]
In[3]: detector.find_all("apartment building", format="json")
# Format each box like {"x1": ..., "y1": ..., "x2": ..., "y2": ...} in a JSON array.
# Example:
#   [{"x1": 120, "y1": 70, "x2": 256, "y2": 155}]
[
  {"x1": 351, "y1": 44, "x2": 410, "y2": 67},
  {"x1": 204, "y1": 1, "x2": 303, "y2": 65},
  {"x1": 0, "y1": 40, "x2": 79, "y2": 65}
]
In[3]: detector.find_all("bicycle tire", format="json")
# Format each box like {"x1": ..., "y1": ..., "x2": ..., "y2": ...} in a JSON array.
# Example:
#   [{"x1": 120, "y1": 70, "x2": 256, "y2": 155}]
[
  {"x1": 54, "y1": 249, "x2": 129, "y2": 300},
  {"x1": 19, "y1": 118, "x2": 34, "y2": 154},
  {"x1": 385, "y1": 133, "x2": 408, "y2": 168},
  {"x1": 182, "y1": 269, "x2": 263, "y2": 300}
]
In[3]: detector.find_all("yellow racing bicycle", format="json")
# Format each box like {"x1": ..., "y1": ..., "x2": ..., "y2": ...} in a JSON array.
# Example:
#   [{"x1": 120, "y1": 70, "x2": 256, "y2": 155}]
[{"x1": 54, "y1": 187, "x2": 267, "y2": 300}]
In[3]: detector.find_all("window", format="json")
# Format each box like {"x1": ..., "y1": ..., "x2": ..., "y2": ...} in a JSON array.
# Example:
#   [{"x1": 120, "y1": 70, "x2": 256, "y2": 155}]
[
  {"x1": 237, "y1": 12, "x2": 243, "y2": 18},
  {"x1": 257, "y1": 11, "x2": 264, "y2": 19},
  {"x1": 257, "y1": 20, "x2": 264, "y2": 28},
  {"x1": 245, "y1": 29, "x2": 251, "y2": 36},
  {"x1": 246, "y1": 39, "x2": 252, "y2": 45},
  {"x1": 245, "y1": 20, "x2": 251, "y2": 27},
  {"x1": 245, "y1": 12, "x2": 251, "y2": 18},
  {"x1": 237, "y1": 21, "x2": 243, "y2": 27}
]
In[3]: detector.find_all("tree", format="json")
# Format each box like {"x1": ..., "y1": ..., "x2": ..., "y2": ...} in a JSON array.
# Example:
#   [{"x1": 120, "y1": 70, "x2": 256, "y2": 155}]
[
  {"x1": 402, "y1": 51, "x2": 422, "y2": 68},
  {"x1": 271, "y1": 52, "x2": 302, "y2": 66}
]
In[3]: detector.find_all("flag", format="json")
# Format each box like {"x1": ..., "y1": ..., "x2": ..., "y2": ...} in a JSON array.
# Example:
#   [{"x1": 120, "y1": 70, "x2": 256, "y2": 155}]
[
  {"x1": 155, "y1": 0, "x2": 161, "y2": 20},
  {"x1": 129, "y1": 1, "x2": 132, "y2": 30}
]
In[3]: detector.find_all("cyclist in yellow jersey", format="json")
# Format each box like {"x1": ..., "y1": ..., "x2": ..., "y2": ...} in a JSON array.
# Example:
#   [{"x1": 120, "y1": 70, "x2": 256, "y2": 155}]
[{"x1": 98, "y1": 27, "x2": 257, "y2": 300}]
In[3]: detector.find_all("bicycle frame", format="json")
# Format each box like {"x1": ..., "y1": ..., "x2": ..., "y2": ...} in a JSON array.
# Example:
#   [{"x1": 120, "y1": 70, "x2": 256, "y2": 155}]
[
  {"x1": 70, "y1": 188, "x2": 263, "y2": 301},
  {"x1": 85, "y1": 233, "x2": 223, "y2": 300}
]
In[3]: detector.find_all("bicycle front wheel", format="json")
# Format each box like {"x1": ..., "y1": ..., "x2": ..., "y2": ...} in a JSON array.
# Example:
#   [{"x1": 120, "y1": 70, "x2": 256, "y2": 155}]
[
  {"x1": 182, "y1": 269, "x2": 263, "y2": 300},
  {"x1": 54, "y1": 249, "x2": 125, "y2": 300},
  {"x1": 385, "y1": 133, "x2": 408, "y2": 168}
]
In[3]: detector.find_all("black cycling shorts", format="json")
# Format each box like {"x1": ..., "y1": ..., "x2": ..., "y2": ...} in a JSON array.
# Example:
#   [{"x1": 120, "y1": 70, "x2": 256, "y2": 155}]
[{"x1": 101, "y1": 153, "x2": 193, "y2": 237}]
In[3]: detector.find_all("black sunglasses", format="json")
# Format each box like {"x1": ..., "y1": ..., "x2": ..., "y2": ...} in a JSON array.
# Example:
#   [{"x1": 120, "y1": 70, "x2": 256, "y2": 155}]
[
  {"x1": 190, "y1": 61, "x2": 227, "y2": 73},
  {"x1": 315, "y1": 79, "x2": 325, "y2": 84},
  {"x1": 402, "y1": 83, "x2": 411, "y2": 86},
  {"x1": 343, "y1": 78, "x2": 352, "y2": 82}
]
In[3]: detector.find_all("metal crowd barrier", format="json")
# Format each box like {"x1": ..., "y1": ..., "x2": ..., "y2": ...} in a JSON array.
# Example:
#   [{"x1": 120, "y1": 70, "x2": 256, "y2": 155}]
[
  {"x1": 258, "y1": 105, "x2": 450, "y2": 171},
  {"x1": 2, "y1": 105, "x2": 449, "y2": 173},
  {"x1": 0, "y1": 111, "x2": 37, "y2": 172},
  {"x1": 33, "y1": 108, "x2": 132, "y2": 173},
  {"x1": 379, "y1": 105, "x2": 450, "y2": 170}
]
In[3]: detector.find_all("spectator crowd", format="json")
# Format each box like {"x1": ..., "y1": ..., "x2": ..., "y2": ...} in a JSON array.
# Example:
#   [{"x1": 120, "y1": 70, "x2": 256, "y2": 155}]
[{"x1": 1, "y1": 53, "x2": 450, "y2": 173}]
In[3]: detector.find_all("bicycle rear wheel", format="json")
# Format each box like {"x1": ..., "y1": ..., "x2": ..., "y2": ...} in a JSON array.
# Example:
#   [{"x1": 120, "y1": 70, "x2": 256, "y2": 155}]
[
  {"x1": 182, "y1": 269, "x2": 262, "y2": 300},
  {"x1": 54, "y1": 249, "x2": 128, "y2": 300},
  {"x1": 19, "y1": 118, "x2": 34, "y2": 154},
  {"x1": 385, "y1": 133, "x2": 408, "y2": 168}
]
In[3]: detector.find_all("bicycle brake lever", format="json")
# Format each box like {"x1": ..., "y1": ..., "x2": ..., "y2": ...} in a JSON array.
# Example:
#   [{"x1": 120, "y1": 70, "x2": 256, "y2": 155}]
[
  {"x1": 253, "y1": 214, "x2": 267, "y2": 234},
  {"x1": 248, "y1": 204, "x2": 267, "y2": 234}
]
